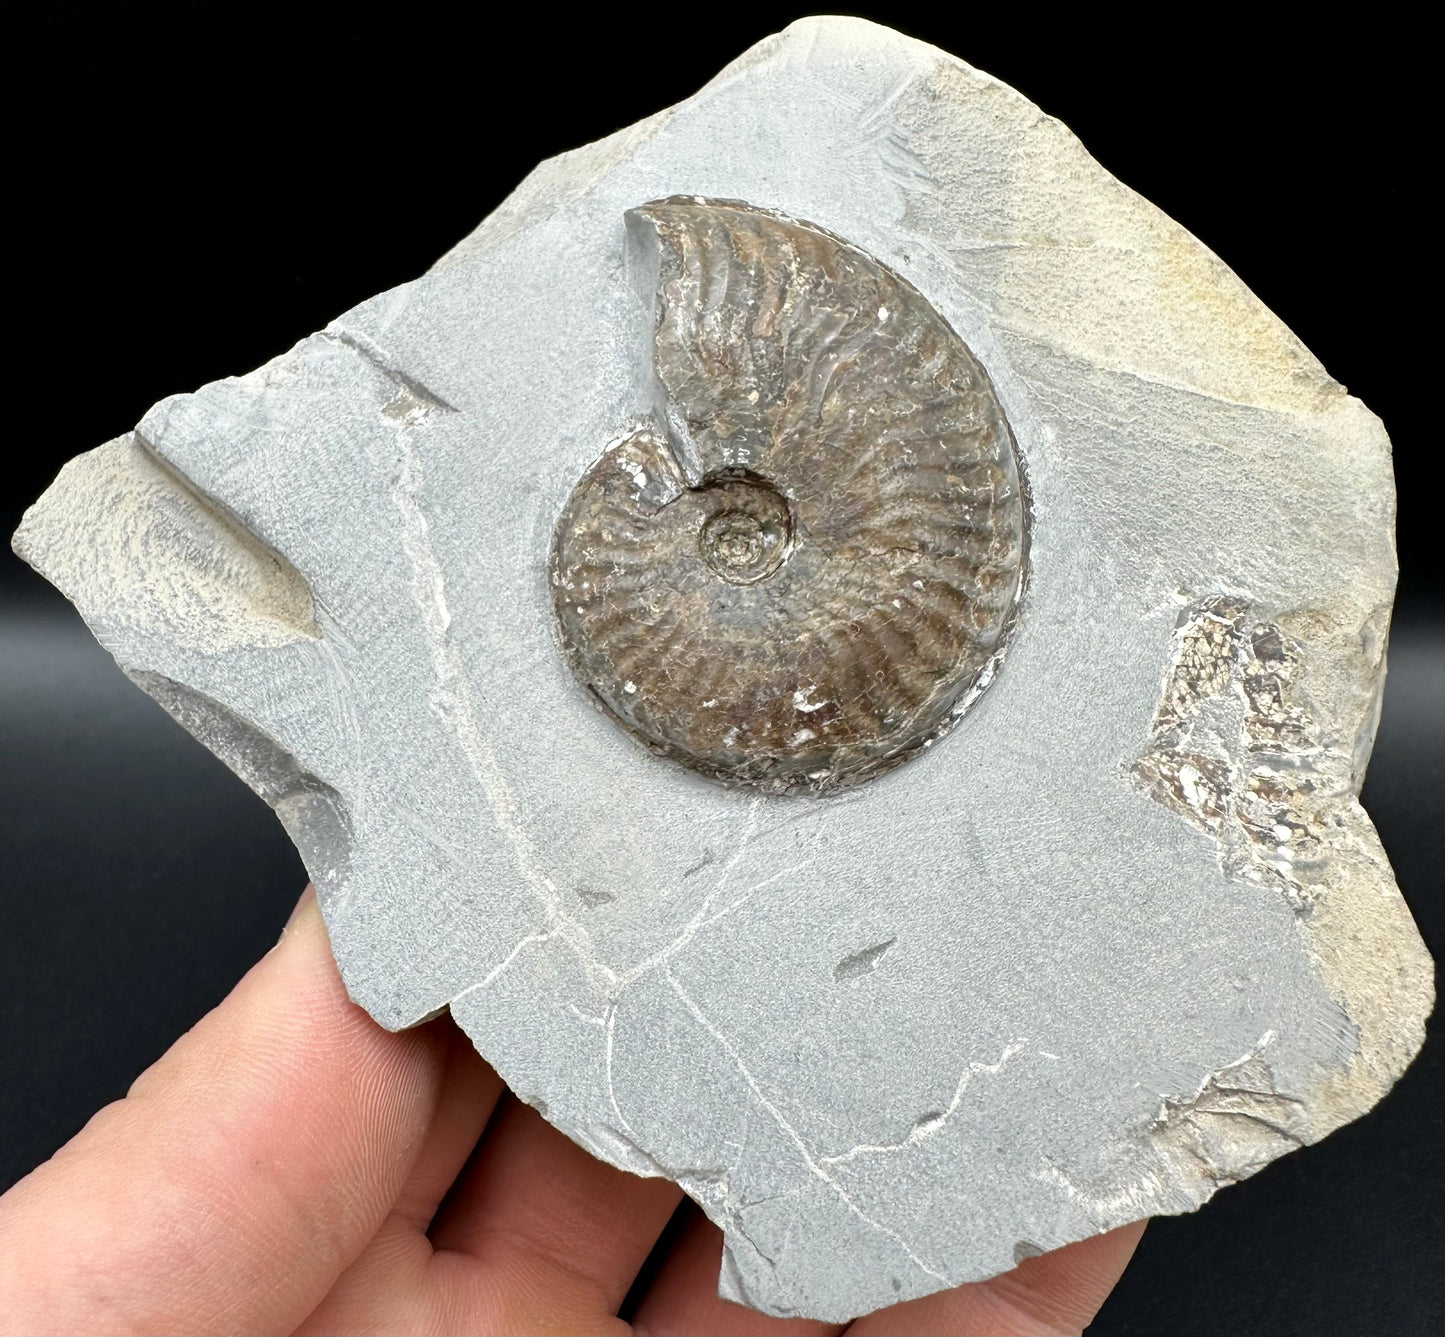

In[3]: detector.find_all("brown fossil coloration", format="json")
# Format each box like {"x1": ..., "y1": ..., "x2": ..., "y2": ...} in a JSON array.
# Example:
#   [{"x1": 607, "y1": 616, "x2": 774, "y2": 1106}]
[{"x1": 550, "y1": 199, "x2": 1028, "y2": 793}]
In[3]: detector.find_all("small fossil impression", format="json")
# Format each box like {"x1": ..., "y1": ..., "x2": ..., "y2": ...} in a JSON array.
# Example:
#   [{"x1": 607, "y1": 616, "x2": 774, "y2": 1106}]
[
  {"x1": 551, "y1": 199, "x2": 1028, "y2": 793},
  {"x1": 1135, "y1": 595, "x2": 1349, "y2": 912}
]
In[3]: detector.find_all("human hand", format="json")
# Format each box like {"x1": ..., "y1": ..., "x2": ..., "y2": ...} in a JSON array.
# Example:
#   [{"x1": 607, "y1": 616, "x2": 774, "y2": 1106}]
[{"x1": 0, "y1": 888, "x2": 1143, "y2": 1336}]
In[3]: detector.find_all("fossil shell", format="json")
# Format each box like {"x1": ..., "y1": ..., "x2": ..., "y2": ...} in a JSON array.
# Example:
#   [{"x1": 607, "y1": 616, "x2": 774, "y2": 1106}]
[{"x1": 551, "y1": 199, "x2": 1028, "y2": 793}]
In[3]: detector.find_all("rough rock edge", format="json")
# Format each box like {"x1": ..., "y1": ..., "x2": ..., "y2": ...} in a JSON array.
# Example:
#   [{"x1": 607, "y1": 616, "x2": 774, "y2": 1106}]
[{"x1": 1134, "y1": 594, "x2": 1432, "y2": 1192}]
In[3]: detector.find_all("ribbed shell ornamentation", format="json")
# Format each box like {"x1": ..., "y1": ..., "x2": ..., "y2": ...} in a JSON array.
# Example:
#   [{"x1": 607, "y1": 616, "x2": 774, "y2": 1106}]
[{"x1": 551, "y1": 199, "x2": 1028, "y2": 794}]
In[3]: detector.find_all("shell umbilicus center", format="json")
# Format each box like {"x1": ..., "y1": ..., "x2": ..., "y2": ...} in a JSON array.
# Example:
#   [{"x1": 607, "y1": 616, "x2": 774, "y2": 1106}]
[{"x1": 697, "y1": 474, "x2": 793, "y2": 585}]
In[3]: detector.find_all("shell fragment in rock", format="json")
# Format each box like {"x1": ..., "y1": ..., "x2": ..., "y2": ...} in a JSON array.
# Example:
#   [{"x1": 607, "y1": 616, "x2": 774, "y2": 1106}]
[{"x1": 550, "y1": 199, "x2": 1029, "y2": 793}]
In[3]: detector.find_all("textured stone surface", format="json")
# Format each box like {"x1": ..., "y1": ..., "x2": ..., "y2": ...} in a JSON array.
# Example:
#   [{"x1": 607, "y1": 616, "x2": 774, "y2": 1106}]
[{"x1": 11, "y1": 17, "x2": 1433, "y2": 1322}]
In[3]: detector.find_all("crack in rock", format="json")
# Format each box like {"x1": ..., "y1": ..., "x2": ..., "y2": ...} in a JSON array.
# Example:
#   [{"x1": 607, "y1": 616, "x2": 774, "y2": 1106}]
[
  {"x1": 664, "y1": 966, "x2": 954, "y2": 1289},
  {"x1": 820, "y1": 1039, "x2": 1030, "y2": 1166},
  {"x1": 1149, "y1": 1032, "x2": 1308, "y2": 1188}
]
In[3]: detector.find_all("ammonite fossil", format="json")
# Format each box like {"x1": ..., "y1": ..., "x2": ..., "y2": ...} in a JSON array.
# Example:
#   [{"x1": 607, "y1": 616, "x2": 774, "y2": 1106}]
[{"x1": 551, "y1": 199, "x2": 1028, "y2": 793}]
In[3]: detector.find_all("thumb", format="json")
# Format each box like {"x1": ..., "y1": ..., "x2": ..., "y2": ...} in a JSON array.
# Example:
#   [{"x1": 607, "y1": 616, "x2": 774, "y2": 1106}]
[{"x1": 0, "y1": 889, "x2": 448, "y2": 1335}]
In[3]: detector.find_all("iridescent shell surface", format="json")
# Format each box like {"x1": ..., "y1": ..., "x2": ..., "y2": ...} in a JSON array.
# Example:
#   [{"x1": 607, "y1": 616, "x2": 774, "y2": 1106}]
[{"x1": 551, "y1": 199, "x2": 1028, "y2": 792}]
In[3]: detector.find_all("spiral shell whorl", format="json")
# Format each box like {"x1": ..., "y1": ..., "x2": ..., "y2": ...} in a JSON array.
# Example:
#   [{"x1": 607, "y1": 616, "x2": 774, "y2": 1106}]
[{"x1": 551, "y1": 199, "x2": 1027, "y2": 793}]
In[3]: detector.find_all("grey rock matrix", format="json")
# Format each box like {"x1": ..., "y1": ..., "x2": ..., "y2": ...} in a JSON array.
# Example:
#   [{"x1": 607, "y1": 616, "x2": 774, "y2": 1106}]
[{"x1": 13, "y1": 16, "x2": 1432, "y2": 1322}]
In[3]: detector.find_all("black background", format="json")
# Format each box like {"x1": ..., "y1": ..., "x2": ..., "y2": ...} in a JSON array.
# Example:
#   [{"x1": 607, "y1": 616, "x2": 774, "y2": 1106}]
[{"x1": 1, "y1": 6, "x2": 1439, "y2": 1334}]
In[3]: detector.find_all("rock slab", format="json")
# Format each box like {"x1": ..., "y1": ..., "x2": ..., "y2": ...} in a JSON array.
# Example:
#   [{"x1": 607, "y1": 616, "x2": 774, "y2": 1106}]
[{"x1": 13, "y1": 17, "x2": 1433, "y2": 1321}]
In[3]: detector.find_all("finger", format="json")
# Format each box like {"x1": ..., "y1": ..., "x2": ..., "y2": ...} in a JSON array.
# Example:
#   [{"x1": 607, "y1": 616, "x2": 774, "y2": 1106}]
[
  {"x1": 389, "y1": 1017, "x2": 505, "y2": 1233},
  {"x1": 0, "y1": 888, "x2": 451, "y2": 1336},
  {"x1": 630, "y1": 1203, "x2": 843, "y2": 1337},
  {"x1": 293, "y1": 1016, "x2": 505, "y2": 1336},
  {"x1": 428, "y1": 1095, "x2": 683, "y2": 1332},
  {"x1": 845, "y1": 1220, "x2": 1147, "y2": 1337}
]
